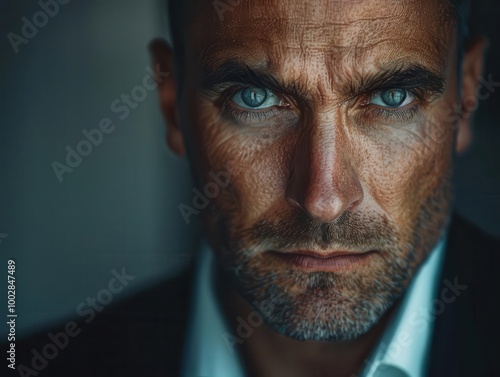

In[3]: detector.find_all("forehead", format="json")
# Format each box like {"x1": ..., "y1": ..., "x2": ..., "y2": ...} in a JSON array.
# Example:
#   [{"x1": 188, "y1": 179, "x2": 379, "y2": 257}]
[{"x1": 186, "y1": 0, "x2": 456, "y2": 76}]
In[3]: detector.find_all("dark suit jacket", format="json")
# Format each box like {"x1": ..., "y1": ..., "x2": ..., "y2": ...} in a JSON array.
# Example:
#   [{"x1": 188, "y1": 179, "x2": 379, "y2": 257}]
[{"x1": 6, "y1": 215, "x2": 500, "y2": 377}]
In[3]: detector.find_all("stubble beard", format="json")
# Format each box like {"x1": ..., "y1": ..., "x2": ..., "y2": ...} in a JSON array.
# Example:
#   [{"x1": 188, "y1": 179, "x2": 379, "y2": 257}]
[{"x1": 211, "y1": 170, "x2": 453, "y2": 342}]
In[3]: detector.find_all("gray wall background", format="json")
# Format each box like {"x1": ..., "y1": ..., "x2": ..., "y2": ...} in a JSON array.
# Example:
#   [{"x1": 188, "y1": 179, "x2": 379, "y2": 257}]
[
  {"x1": 0, "y1": 0, "x2": 498, "y2": 339},
  {"x1": 0, "y1": 0, "x2": 200, "y2": 338}
]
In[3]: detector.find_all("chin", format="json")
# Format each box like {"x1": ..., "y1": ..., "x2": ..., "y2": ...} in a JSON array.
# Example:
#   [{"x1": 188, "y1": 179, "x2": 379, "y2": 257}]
[{"x1": 230, "y1": 252, "x2": 412, "y2": 342}]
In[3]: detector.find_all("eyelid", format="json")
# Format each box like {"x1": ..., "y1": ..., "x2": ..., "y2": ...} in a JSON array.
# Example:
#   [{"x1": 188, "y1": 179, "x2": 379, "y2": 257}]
[
  {"x1": 356, "y1": 87, "x2": 422, "y2": 107},
  {"x1": 213, "y1": 85, "x2": 297, "y2": 127},
  {"x1": 229, "y1": 86, "x2": 285, "y2": 111}
]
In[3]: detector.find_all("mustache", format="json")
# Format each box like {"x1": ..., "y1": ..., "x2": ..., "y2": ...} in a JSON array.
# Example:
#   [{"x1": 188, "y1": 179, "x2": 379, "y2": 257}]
[{"x1": 241, "y1": 210, "x2": 398, "y2": 252}]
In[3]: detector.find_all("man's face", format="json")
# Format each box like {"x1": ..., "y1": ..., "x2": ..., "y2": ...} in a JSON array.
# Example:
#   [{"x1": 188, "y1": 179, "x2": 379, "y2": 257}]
[{"x1": 176, "y1": 0, "x2": 462, "y2": 341}]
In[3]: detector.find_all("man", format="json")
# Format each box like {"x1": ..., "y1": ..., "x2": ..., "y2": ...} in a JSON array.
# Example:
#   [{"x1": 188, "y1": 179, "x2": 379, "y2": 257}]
[{"x1": 10, "y1": 0, "x2": 500, "y2": 376}]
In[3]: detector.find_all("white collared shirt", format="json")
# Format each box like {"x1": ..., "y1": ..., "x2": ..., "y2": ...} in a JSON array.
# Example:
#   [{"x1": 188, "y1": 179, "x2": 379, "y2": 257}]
[
  {"x1": 181, "y1": 237, "x2": 446, "y2": 377},
  {"x1": 359, "y1": 236, "x2": 446, "y2": 377},
  {"x1": 181, "y1": 241, "x2": 246, "y2": 377}
]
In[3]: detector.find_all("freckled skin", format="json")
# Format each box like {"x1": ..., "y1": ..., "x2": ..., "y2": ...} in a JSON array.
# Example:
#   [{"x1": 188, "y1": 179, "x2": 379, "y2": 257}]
[{"x1": 157, "y1": 0, "x2": 485, "y2": 375}]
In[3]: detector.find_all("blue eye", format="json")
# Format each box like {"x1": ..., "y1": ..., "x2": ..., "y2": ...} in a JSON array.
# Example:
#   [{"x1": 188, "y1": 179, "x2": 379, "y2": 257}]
[
  {"x1": 231, "y1": 87, "x2": 282, "y2": 109},
  {"x1": 370, "y1": 89, "x2": 415, "y2": 108},
  {"x1": 241, "y1": 87, "x2": 267, "y2": 107}
]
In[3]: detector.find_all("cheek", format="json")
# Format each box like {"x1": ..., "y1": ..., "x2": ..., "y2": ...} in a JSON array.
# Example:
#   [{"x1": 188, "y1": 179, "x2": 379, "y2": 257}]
[
  {"x1": 187, "y1": 103, "x2": 292, "y2": 227},
  {"x1": 358, "y1": 112, "x2": 455, "y2": 235}
]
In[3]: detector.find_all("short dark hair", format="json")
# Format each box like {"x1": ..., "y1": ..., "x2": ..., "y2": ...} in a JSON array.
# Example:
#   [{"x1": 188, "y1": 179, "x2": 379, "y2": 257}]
[{"x1": 451, "y1": 0, "x2": 470, "y2": 42}]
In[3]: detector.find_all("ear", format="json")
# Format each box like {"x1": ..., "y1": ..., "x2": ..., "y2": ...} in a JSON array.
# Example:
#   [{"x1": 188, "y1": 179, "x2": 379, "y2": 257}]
[
  {"x1": 149, "y1": 38, "x2": 185, "y2": 156},
  {"x1": 456, "y1": 36, "x2": 488, "y2": 154}
]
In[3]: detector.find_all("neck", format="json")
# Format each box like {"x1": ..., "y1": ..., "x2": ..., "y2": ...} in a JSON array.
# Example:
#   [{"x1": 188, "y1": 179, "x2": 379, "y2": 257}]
[{"x1": 215, "y1": 277, "x2": 397, "y2": 377}]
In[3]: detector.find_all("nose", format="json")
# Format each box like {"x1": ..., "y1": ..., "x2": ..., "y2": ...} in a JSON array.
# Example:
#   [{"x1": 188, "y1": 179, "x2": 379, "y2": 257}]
[{"x1": 285, "y1": 116, "x2": 364, "y2": 223}]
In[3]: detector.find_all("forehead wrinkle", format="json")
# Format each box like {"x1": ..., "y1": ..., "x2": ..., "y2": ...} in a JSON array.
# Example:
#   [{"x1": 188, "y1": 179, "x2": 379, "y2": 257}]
[
  {"x1": 199, "y1": 42, "x2": 263, "y2": 74},
  {"x1": 214, "y1": 17, "x2": 410, "y2": 52},
  {"x1": 205, "y1": 15, "x2": 449, "y2": 75},
  {"x1": 232, "y1": 0, "x2": 404, "y2": 25},
  {"x1": 191, "y1": 0, "x2": 456, "y2": 68},
  {"x1": 209, "y1": 0, "x2": 431, "y2": 48},
  {"x1": 201, "y1": 29, "x2": 446, "y2": 76}
]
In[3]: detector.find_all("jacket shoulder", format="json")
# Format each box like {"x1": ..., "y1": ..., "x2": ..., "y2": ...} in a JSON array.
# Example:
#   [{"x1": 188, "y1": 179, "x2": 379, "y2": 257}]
[
  {"x1": 9, "y1": 268, "x2": 194, "y2": 377},
  {"x1": 429, "y1": 214, "x2": 500, "y2": 376}
]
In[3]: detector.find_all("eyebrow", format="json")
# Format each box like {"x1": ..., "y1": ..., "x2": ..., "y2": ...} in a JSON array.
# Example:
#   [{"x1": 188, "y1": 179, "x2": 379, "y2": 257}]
[
  {"x1": 201, "y1": 60, "x2": 447, "y2": 102},
  {"x1": 201, "y1": 60, "x2": 308, "y2": 99},
  {"x1": 347, "y1": 64, "x2": 447, "y2": 100}
]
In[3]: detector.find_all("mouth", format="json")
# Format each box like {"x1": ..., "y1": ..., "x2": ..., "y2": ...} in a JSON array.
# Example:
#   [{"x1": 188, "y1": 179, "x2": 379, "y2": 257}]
[{"x1": 268, "y1": 250, "x2": 377, "y2": 272}]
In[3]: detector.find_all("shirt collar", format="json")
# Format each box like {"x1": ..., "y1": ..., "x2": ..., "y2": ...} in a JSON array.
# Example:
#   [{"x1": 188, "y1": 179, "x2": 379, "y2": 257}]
[
  {"x1": 359, "y1": 235, "x2": 447, "y2": 377},
  {"x1": 181, "y1": 241, "x2": 246, "y2": 377}
]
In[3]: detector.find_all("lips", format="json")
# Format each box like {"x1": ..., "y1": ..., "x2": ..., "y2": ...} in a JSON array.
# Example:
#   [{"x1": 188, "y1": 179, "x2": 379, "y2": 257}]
[{"x1": 269, "y1": 250, "x2": 376, "y2": 272}]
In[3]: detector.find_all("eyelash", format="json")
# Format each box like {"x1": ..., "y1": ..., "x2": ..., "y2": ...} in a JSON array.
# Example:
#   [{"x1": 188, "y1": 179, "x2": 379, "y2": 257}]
[{"x1": 360, "y1": 89, "x2": 425, "y2": 122}]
